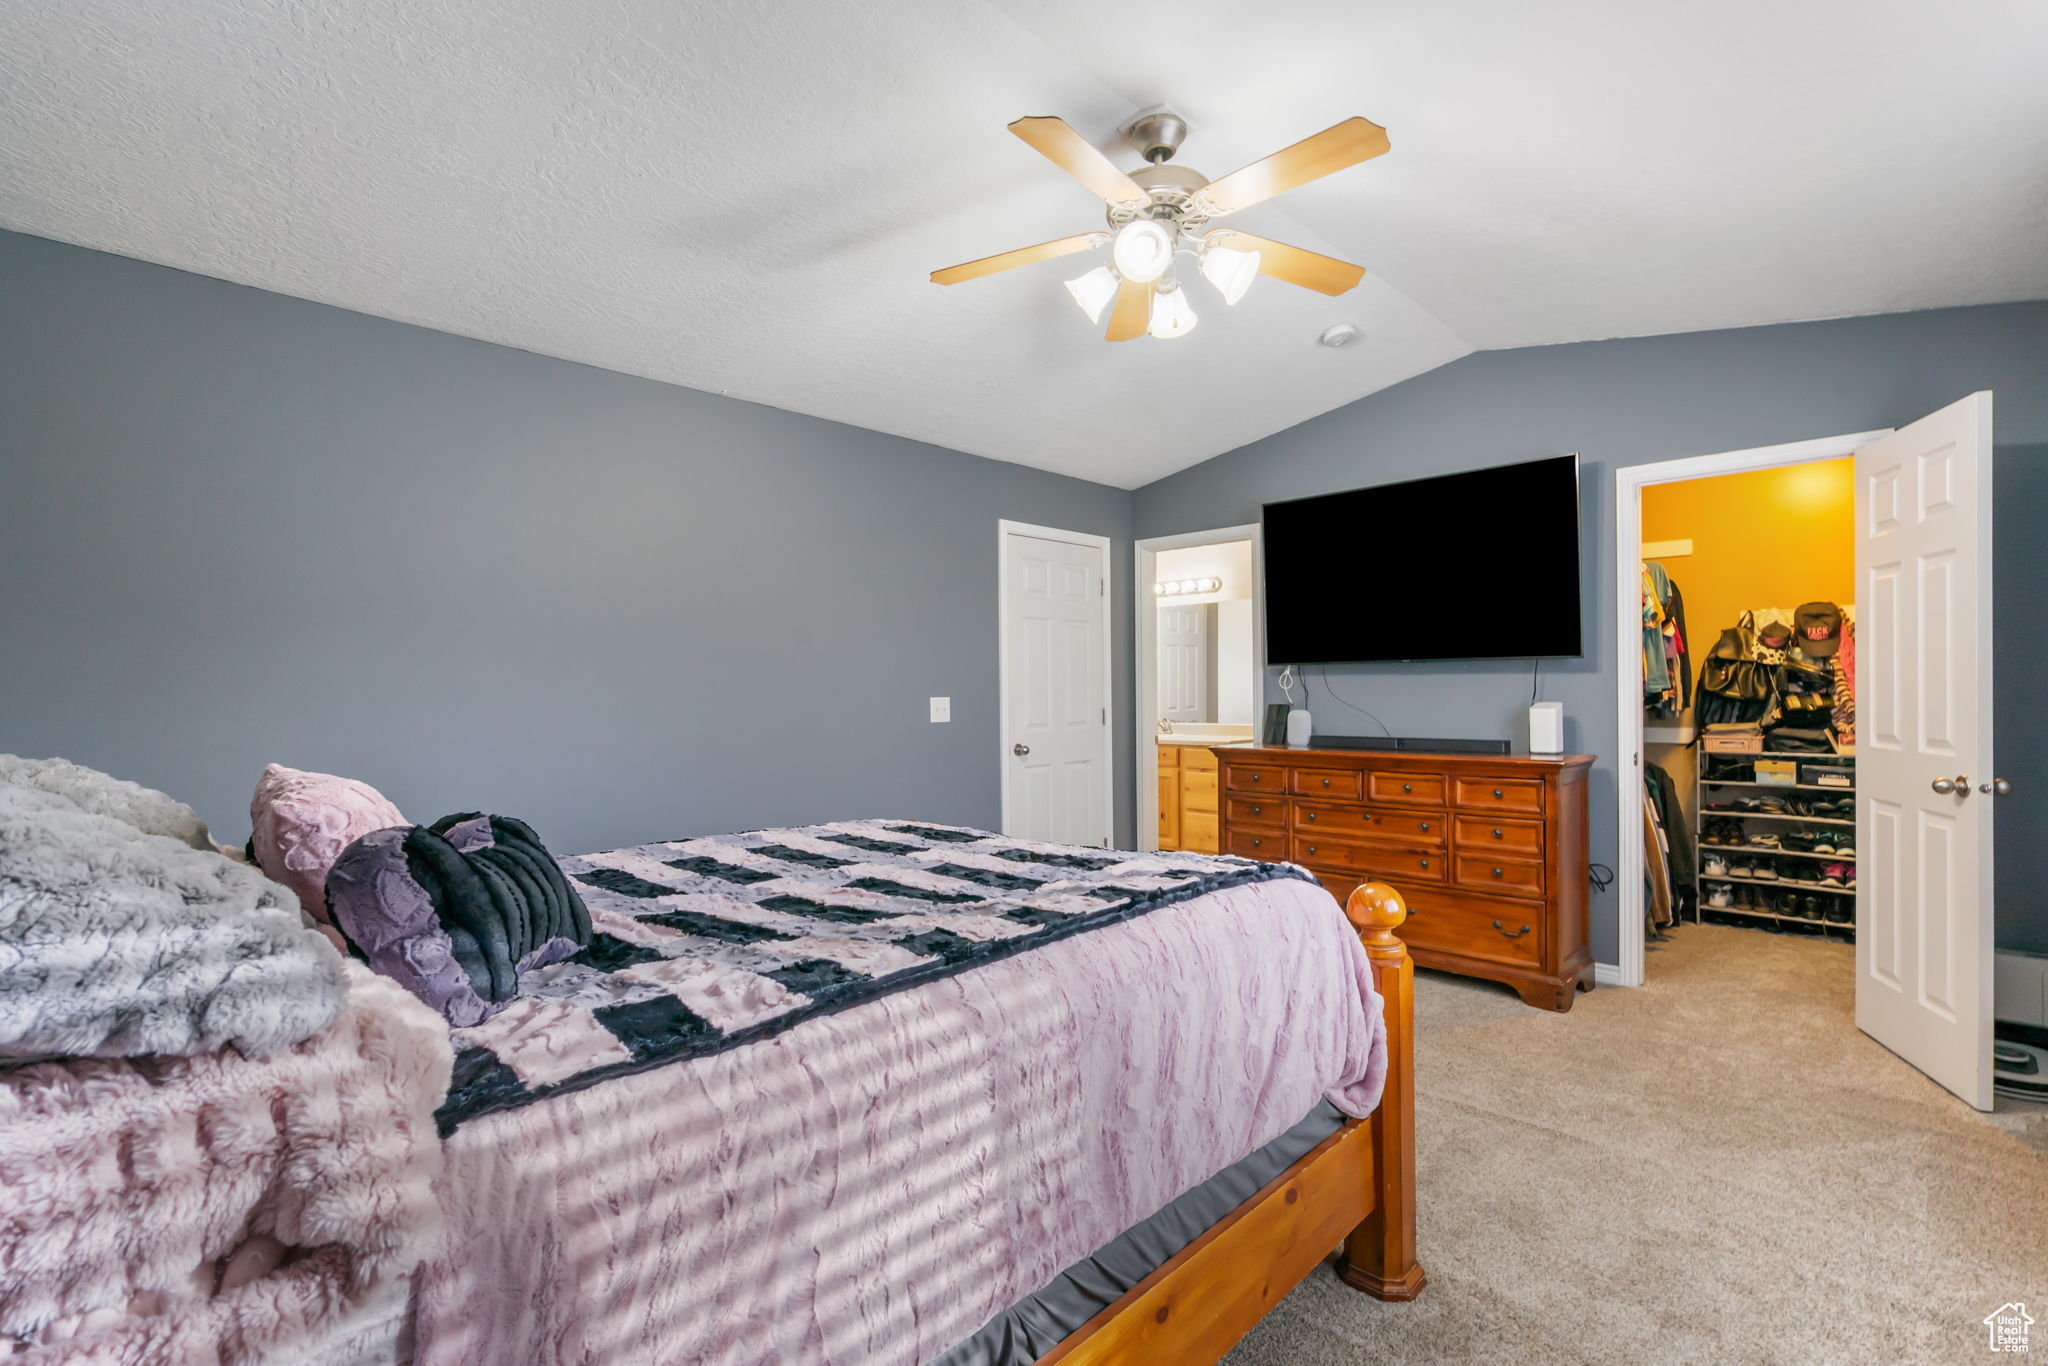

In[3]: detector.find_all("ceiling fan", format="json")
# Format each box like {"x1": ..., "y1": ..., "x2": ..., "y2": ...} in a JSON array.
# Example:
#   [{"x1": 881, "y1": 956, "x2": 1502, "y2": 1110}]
[{"x1": 931, "y1": 109, "x2": 1387, "y2": 342}]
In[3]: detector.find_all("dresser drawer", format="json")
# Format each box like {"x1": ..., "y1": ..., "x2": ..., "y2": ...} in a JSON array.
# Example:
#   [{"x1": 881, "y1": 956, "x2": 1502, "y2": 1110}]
[
  {"x1": 1289, "y1": 768, "x2": 1363, "y2": 800},
  {"x1": 1453, "y1": 854, "x2": 1545, "y2": 898},
  {"x1": 1181, "y1": 768, "x2": 1219, "y2": 813},
  {"x1": 1180, "y1": 745, "x2": 1220, "y2": 771},
  {"x1": 1453, "y1": 814, "x2": 1545, "y2": 857},
  {"x1": 1226, "y1": 795, "x2": 1288, "y2": 829},
  {"x1": 1226, "y1": 827, "x2": 1285, "y2": 860},
  {"x1": 1180, "y1": 811, "x2": 1219, "y2": 854},
  {"x1": 1295, "y1": 803, "x2": 1444, "y2": 847},
  {"x1": 1399, "y1": 889, "x2": 1544, "y2": 968},
  {"x1": 1225, "y1": 765, "x2": 1288, "y2": 793},
  {"x1": 1157, "y1": 744, "x2": 1180, "y2": 771},
  {"x1": 1452, "y1": 777, "x2": 1545, "y2": 814},
  {"x1": 1295, "y1": 837, "x2": 1446, "y2": 885},
  {"x1": 1366, "y1": 771, "x2": 1446, "y2": 806}
]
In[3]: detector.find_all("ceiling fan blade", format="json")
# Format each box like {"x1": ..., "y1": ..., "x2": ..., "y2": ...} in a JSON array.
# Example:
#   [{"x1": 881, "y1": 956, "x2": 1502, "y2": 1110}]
[
  {"x1": 931, "y1": 233, "x2": 1102, "y2": 285},
  {"x1": 1009, "y1": 116, "x2": 1148, "y2": 205},
  {"x1": 1199, "y1": 117, "x2": 1390, "y2": 215},
  {"x1": 1204, "y1": 230, "x2": 1366, "y2": 296},
  {"x1": 1105, "y1": 277, "x2": 1153, "y2": 341}
]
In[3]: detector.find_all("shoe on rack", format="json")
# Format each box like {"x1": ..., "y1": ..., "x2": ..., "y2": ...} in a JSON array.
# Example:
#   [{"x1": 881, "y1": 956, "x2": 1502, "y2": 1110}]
[
  {"x1": 1748, "y1": 832, "x2": 1782, "y2": 849},
  {"x1": 1781, "y1": 864, "x2": 1814, "y2": 885},
  {"x1": 1823, "y1": 896, "x2": 1852, "y2": 925},
  {"x1": 1703, "y1": 853, "x2": 1728, "y2": 877},
  {"x1": 1777, "y1": 890, "x2": 1805, "y2": 917},
  {"x1": 1706, "y1": 884, "x2": 1733, "y2": 909},
  {"x1": 1832, "y1": 836, "x2": 1854, "y2": 857},
  {"x1": 1750, "y1": 862, "x2": 1777, "y2": 880},
  {"x1": 1811, "y1": 836, "x2": 1837, "y2": 855},
  {"x1": 1781, "y1": 829, "x2": 1818, "y2": 852},
  {"x1": 1818, "y1": 863, "x2": 1847, "y2": 887},
  {"x1": 1784, "y1": 797, "x2": 1814, "y2": 817}
]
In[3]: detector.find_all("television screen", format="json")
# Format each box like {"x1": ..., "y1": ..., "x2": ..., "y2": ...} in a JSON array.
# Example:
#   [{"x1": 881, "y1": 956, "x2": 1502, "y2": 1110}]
[{"x1": 1262, "y1": 454, "x2": 1584, "y2": 664}]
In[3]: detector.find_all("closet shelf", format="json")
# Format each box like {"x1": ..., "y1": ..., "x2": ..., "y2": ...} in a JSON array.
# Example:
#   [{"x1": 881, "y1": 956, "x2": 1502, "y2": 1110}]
[
  {"x1": 1702, "y1": 845, "x2": 1856, "y2": 862},
  {"x1": 1700, "y1": 779, "x2": 1855, "y2": 793},
  {"x1": 1705, "y1": 751, "x2": 1856, "y2": 761},
  {"x1": 1701, "y1": 809, "x2": 1854, "y2": 827},
  {"x1": 1701, "y1": 873, "x2": 1855, "y2": 894}
]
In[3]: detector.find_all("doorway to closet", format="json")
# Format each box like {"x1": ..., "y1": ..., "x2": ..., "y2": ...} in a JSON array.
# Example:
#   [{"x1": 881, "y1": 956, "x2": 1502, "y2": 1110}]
[
  {"x1": 1638, "y1": 459, "x2": 1859, "y2": 952},
  {"x1": 1615, "y1": 395, "x2": 2002, "y2": 1111}
]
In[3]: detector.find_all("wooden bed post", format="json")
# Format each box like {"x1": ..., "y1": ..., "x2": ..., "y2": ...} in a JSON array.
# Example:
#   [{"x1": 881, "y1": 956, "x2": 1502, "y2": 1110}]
[{"x1": 1338, "y1": 881, "x2": 1426, "y2": 1300}]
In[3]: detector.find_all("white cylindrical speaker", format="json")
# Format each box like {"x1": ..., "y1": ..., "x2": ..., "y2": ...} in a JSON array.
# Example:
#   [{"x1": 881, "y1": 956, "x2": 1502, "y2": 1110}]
[
  {"x1": 1528, "y1": 702, "x2": 1564, "y2": 755},
  {"x1": 1286, "y1": 708, "x2": 1313, "y2": 748}
]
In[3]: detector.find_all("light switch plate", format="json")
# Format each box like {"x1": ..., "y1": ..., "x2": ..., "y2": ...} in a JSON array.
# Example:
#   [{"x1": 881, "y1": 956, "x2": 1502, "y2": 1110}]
[{"x1": 929, "y1": 696, "x2": 951, "y2": 723}]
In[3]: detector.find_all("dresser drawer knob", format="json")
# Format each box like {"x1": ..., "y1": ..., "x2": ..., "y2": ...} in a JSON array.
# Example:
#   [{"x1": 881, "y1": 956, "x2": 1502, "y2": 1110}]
[
  {"x1": 1493, "y1": 788, "x2": 1504, "y2": 799},
  {"x1": 1420, "y1": 822, "x2": 1429, "y2": 832},
  {"x1": 1402, "y1": 783, "x2": 1413, "y2": 793},
  {"x1": 1493, "y1": 828, "x2": 1503, "y2": 839},
  {"x1": 1492, "y1": 920, "x2": 1531, "y2": 939},
  {"x1": 1321, "y1": 778, "x2": 1332, "y2": 788},
  {"x1": 1249, "y1": 804, "x2": 1262, "y2": 815},
  {"x1": 1492, "y1": 866, "x2": 1504, "y2": 878},
  {"x1": 1305, "y1": 811, "x2": 1317, "y2": 822},
  {"x1": 1305, "y1": 845, "x2": 1316, "y2": 856},
  {"x1": 1251, "y1": 774, "x2": 1262, "y2": 783},
  {"x1": 1251, "y1": 837, "x2": 1262, "y2": 848},
  {"x1": 1419, "y1": 859, "x2": 1429, "y2": 869}
]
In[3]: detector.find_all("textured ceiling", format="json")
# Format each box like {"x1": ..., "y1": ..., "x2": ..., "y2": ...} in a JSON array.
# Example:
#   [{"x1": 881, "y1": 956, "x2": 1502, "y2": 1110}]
[{"x1": 3, "y1": 1, "x2": 2045, "y2": 488}]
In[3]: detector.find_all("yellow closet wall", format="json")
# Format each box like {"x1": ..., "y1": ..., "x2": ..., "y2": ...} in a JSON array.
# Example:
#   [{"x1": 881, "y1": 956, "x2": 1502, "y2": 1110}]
[
  {"x1": 1640, "y1": 457, "x2": 1854, "y2": 830},
  {"x1": 1642, "y1": 457, "x2": 1855, "y2": 692}
]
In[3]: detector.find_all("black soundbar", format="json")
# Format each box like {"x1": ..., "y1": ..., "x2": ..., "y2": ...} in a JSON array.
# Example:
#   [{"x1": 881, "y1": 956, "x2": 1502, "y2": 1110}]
[{"x1": 1308, "y1": 734, "x2": 1514, "y2": 755}]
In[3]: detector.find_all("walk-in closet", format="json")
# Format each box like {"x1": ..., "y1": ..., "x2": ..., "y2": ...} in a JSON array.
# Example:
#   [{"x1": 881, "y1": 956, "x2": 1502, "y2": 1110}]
[{"x1": 1640, "y1": 459, "x2": 1857, "y2": 953}]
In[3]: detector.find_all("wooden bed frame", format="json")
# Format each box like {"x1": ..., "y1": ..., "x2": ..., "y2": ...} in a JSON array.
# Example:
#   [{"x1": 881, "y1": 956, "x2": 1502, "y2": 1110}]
[{"x1": 1037, "y1": 881, "x2": 1423, "y2": 1364}]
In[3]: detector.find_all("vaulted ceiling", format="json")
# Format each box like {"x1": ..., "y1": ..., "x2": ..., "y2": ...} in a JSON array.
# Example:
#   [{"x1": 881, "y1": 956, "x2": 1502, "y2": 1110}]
[{"x1": 4, "y1": 1, "x2": 2045, "y2": 487}]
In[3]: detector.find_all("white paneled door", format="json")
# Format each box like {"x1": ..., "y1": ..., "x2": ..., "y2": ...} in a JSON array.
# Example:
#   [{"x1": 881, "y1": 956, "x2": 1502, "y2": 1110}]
[
  {"x1": 1159, "y1": 604, "x2": 1208, "y2": 723},
  {"x1": 1001, "y1": 525, "x2": 1110, "y2": 846},
  {"x1": 1854, "y1": 392, "x2": 1998, "y2": 1110}
]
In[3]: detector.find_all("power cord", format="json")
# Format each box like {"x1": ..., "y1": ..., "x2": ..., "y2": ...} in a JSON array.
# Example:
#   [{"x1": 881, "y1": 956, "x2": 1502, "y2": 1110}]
[
  {"x1": 1315, "y1": 665, "x2": 1392, "y2": 736},
  {"x1": 1531, "y1": 657, "x2": 1542, "y2": 704},
  {"x1": 1588, "y1": 862, "x2": 1614, "y2": 894}
]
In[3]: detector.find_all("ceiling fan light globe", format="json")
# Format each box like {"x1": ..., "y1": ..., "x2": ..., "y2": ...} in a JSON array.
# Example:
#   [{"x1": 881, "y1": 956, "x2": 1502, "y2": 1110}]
[
  {"x1": 1063, "y1": 265, "x2": 1120, "y2": 324},
  {"x1": 1112, "y1": 220, "x2": 1174, "y2": 285},
  {"x1": 1147, "y1": 282, "x2": 1198, "y2": 340},
  {"x1": 1200, "y1": 245, "x2": 1261, "y2": 306}
]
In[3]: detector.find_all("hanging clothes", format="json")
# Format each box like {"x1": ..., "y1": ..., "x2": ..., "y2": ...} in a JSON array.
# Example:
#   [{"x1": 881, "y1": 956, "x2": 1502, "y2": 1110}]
[
  {"x1": 1645, "y1": 760, "x2": 1695, "y2": 920},
  {"x1": 1643, "y1": 561, "x2": 1688, "y2": 719}
]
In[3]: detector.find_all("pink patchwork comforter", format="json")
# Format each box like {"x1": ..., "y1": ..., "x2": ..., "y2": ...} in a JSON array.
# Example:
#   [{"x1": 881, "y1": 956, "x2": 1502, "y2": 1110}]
[{"x1": 412, "y1": 875, "x2": 1384, "y2": 1366}]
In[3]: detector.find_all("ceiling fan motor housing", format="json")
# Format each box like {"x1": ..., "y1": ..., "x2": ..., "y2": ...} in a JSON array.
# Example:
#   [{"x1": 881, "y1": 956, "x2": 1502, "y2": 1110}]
[{"x1": 1123, "y1": 107, "x2": 1189, "y2": 164}]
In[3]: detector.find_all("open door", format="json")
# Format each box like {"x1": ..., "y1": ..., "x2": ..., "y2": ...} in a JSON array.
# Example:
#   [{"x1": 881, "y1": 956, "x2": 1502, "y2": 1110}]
[{"x1": 1854, "y1": 392, "x2": 1997, "y2": 1110}]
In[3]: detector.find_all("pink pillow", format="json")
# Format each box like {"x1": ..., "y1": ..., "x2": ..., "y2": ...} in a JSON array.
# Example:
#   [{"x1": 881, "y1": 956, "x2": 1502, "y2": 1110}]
[{"x1": 249, "y1": 764, "x2": 406, "y2": 924}]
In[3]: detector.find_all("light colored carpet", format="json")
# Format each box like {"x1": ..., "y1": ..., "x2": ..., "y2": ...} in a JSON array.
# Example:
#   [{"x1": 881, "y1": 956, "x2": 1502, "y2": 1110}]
[{"x1": 1224, "y1": 924, "x2": 2048, "y2": 1365}]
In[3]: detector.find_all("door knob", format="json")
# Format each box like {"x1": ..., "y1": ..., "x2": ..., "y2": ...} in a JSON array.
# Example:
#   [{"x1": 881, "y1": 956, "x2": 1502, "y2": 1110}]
[
  {"x1": 1013, "y1": 743, "x2": 1031, "y2": 757},
  {"x1": 1931, "y1": 774, "x2": 1968, "y2": 796},
  {"x1": 1981, "y1": 778, "x2": 2013, "y2": 796}
]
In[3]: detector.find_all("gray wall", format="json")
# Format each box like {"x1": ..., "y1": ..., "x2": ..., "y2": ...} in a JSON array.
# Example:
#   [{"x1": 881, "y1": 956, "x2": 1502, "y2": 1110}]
[
  {"x1": 0, "y1": 229, "x2": 1135, "y2": 853},
  {"x1": 1133, "y1": 303, "x2": 2048, "y2": 963}
]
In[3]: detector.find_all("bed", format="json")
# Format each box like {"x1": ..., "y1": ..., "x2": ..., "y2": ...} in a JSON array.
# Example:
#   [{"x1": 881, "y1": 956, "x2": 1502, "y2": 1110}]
[
  {"x1": 395, "y1": 821, "x2": 1423, "y2": 1366},
  {"x1": 0, "y1": 807, "x2": 1419, "y2": 1365}
]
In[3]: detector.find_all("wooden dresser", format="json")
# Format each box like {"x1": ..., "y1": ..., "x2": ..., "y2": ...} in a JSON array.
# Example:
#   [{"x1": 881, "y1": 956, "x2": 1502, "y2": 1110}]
[{"x1": 1216, "y1": 746, "x2": 1596, "y2": 1011}]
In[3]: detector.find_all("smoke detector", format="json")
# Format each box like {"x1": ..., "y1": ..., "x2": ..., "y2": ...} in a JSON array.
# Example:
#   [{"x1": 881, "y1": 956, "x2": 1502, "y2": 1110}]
[{"x1": 1319, "y1": 322, "x2": 1361, "y2": 348}]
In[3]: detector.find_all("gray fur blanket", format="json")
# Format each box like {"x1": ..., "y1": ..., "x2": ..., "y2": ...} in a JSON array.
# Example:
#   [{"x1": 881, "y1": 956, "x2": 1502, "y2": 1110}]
[
  {"x1": 0, "y1": 760, "x2": 346, "y2": 1060},
  {"x1": 0, "y1": 753, "x2": 213, "y2": 849}
]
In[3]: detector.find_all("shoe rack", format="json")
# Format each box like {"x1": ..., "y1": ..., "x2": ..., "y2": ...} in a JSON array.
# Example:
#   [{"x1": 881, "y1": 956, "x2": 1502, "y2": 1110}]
[{"x1": 1694, "y1": 749, "x2": 1856, "y2": 937}]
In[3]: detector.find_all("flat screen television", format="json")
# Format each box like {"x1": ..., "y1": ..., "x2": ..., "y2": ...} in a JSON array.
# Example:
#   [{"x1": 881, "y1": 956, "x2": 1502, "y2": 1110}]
[{"x1": 1262, "y1": 454, "x2": 1583, "y2": 664}]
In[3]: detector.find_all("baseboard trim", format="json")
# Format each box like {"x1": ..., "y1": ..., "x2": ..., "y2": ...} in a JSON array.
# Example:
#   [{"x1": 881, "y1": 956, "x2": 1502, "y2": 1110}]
[{"x1": 1594, "y1": 962, "x2": 1632, "y2": 987}]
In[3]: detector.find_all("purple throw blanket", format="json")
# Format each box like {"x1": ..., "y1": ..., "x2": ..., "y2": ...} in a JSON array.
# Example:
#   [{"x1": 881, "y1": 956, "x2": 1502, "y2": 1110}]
[{"x1": 412, "y1": 873, "x2": 1385, "y2": 1366}]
